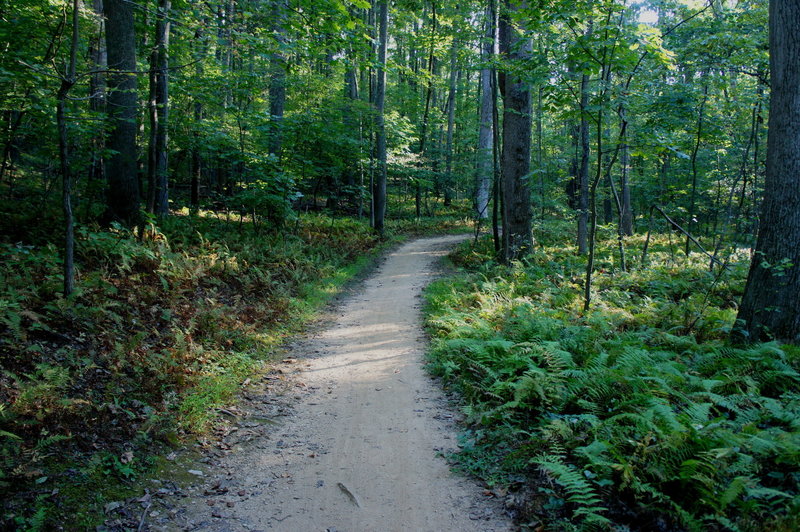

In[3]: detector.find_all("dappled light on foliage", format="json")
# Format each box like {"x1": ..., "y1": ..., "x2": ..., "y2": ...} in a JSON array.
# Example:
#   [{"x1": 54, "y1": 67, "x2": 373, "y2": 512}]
[
  {"x1": 425, "y1": 229, "x2": 800, "y2": 530},
  {"x1": 0, "y1": 213, "x2": 391, "y2": 526}
]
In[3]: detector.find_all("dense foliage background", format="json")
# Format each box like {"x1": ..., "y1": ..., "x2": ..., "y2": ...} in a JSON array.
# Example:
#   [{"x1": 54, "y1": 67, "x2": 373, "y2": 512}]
[{"x1": 2, "y1": 0, "x2": 797, "y2": 529}]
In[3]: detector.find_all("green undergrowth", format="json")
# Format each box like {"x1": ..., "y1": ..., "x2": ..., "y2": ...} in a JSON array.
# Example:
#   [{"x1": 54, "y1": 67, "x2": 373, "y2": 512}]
[
  {"x1": 0, "y1": 211, "x2": 404, "y2": 529},
  {"x1": 386, "y1": 197, "x2": 476, "y2": 236},
  {"x1": 424, "y1": 224, "x2": 800, "y2": 531}
]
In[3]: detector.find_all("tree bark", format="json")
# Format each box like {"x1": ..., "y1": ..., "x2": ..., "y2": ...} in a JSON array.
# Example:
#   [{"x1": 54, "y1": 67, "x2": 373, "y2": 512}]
[
  {"x1": 475, "y1": 4, "x2": 495, "y2": 220},
  {"x1": 372, "y1": 0, "x2": 388, "y2": 235},
  {"x1": 269, "y1": 0, "x2": 288, "y2": 158},
  {"x1": 620, "y1": 105, "x2": 633, "y2": 235},
  {"x1": 57, "y1": 0, "x2": 79, "y2": 296},
  {"x1": 443, "y1": 40, "x2": 458, "y2": 207},
  {"x1": 87, "y1": 0, "x2": 106, "y2": 213},
  {"x1": 735, "y1": 0, "x2": 800, "y2": 344},
  {"x1": 498, "y1": 0, "x2": 532, "y2": 261},
  {"x1": 577, "y1": 70, "x2": 590, "y2": 254},
  {"x1": 536, "y1": 84, "x2": 544, "y2": 217},
  {"x1": 686, "y1": 82, "x2": 708, "y2": 255},
  {"x1": 153, "y1": 0, "x2": 170, "y2": 216},
  {"x1": 147, "y1": 46, "x2": 158, "y2": 212},
  {"x1": 417, "y1": 2, "x2": 437, "y2": 218},
  {"x1": 104, "y1": 0, "x2": 140, "y2": 225},
  {"x1": 344, "y1": 63, "x2": 361, "y2": 207}
]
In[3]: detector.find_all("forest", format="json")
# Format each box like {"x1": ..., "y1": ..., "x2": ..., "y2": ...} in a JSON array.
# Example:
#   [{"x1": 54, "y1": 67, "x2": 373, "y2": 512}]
[{"x1": 1, "y1": 0, "x2": 799, "y2": 529}]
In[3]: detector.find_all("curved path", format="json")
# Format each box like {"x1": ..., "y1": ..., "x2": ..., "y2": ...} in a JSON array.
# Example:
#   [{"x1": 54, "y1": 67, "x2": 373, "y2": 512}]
[{"x1": 166, "y1": 235, "x2": 513, "y2": 532}]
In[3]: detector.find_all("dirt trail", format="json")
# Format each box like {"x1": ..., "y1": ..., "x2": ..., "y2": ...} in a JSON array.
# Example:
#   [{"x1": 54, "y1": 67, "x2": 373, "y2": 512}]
[{"x1": 163, "y1": 235, "x2": 513, "y2": 532}]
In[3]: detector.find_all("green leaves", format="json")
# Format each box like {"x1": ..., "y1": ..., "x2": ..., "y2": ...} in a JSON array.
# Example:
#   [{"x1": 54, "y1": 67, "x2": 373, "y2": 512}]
[
  {"x1": 534, "y1": 456, "x2": 611, "y2": 527},
  {"x1": 424, "y1": 233, "x2": 800, "y2": 529}
]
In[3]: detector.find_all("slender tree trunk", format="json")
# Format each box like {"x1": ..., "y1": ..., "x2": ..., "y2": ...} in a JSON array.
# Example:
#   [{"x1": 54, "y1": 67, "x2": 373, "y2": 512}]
[
  {"x1": 344, "y1": 63, "x2": 361, "y2": 212},
  {"x1": 417, "y1": 2, "x2": 437, "y2": 218},
  {"x1": 366, "y1": 0, "x2": 376, "y2": 228},
  {"x1": 490, "y1": 12, "x2": 502, "y2": 255},
  {"x1": 536, "y1": 84, "x2": 544, "y2": 217},
  {"x1": 147, "y1": 47, "x2": 158, "y2": 213},
  {"x1": 269, "y1": 0, "x2": 288, "y2": 158},
  {"x1": 475, "y1": 4, "x2": 495, "y2": 221},
  {"x1": 372, "y1": 0, "x2": 388, "y2": 235},
  {"x1": 152, "y1": 0, "x2": 170, "y2": 216},
  {"x1": 443, "y1": 41, "x2": 458, "y2": 207},
  {"x1": 738, "y1": 79, "x2": 765, "y2": 235},
  {"x1": 190, "y1": 21, "x2": 208, "y2": 208},
  {"x1": 748, "y1": 80, "x2": 765, "y2": 240},
  {"x1": 620, "y1": 105, "x2": 633, "y2": 235},
  {"x1": 584, "y1": 13, "x2": 620, "y2": 311},
  {"x1": 57, "y1": 0, "x2": 79, "y2": 296},
  {"x1": 584, "y1": 95, "x2": 605, "y2": 311},
  {"x1": 104, "y1": 0, "x2": 141, "y2": 225},
  {"x1": 87, "y1": 0, "x2": 106, "y2": 215},
  {"x1": 577, "y1": 70, "x2": 590, "y2": 254},
  {"x1": 222, "y1": 0, "x2": 234, "y2": 108},
  {"x1": 686, "y1": 83, "x2": 708, "y2": 255},
  {"x1": 735, "y1": 0, "x2": 800, "y2": 344},
  {"x1": 191, "y1": 100, "x2": 202, "y2": 207}
]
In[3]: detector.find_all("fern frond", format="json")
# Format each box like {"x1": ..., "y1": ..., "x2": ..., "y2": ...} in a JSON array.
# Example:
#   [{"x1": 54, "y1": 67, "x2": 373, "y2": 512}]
[{"x1": 533, "y1": 456, "x2": 611, "y2": 526}]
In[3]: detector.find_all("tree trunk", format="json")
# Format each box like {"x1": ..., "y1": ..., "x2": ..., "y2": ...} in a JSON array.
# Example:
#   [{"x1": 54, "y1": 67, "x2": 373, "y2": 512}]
[
  {"x1": 686, "y1": 82, "x2": 708, "y2": 255},
  {"x1": 104, "y1": 0, "x2": 141, "y2": 225},
  {"x1": 475, "y1": 4, "x2": 494, "y2": 220},
  {"x1": 577, "y1": 70, "x2": 590, "y2": 254},
  {"x1": 443, "y1": 40, "x2": 458, "y2": 207},
  {"x1": 190, "y1": 22, "x2": 207, "y2": 208},
  {"x1": 735, "y1": 0, "x2": 800, "y2": 344},
  {"x1": 269, "y1": 0, "x2": 288, "y2": 158},
  {"x1": 372, "y1": 0, "x2": 388, "y2": 235},
  {"x1": 191, "y1": 100, "x2": 202, "y2": 207},
  {"x1": 620, "y1": 106, "x2": 633, "y2": 235},
  {"x1": 87, "y1": 0, "x2": 106, "y2": 214},
  {"x1": 152, "y1": 0, "x2": 170, "y2": 216},
  {"x1": 490, "y1": 4, "x2": 501, "y2": 255},
  {"x1": 498, "y1": 0, "x2": 532, "y2": 261},
  {"x1": 58, "y1": 0, "x2": 79, "y2": 296},
  {"x1": 417, "y1": 2, "x2": 437, "y2": 218},
  {"x1": 147, "y1": 47, "x2": 158, "y2": 212},
  {"x1": 536, "y1": 84, "x2": 544, "y2": 217},
  {"x1": 344, "y1": 63, "x2": 361, "y2": 211}
]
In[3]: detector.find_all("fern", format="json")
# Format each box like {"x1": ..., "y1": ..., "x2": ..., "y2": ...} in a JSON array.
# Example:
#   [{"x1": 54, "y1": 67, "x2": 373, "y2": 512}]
[
  {"x1": 423, "y1": 235, "x2": 800, "y2": 529},
  {"x1": 533, "y1": 456, "x2": 611, "y2": 527},
  {"x1": 719, "y1": 475, "x2": 750, "y2": 510}
]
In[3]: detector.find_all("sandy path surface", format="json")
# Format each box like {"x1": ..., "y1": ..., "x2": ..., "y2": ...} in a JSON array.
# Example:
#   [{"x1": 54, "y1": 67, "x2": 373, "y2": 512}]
[{"x1": 161, "y1": 235, "x2": 513, "y2": 532}]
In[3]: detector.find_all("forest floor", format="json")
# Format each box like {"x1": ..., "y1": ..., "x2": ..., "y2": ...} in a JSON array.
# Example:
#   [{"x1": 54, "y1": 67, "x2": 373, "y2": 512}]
[{"x1": 134, "y1": 234, "x2": 513, "y2": 531}]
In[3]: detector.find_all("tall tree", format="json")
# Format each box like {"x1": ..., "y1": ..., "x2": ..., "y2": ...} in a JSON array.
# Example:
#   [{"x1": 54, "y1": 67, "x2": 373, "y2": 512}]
[
  {"x1": 190, "y1": 20, "x2": 207, "y2": 208},
  {"x1": 57, "y1": 0, "x2": 80, "y2": 296},
  {"x1": 147, "y1": 0, "x2": 170, "y2": 216},
  {"x1": 577, "y1": 68, "x2": 590, "y2": 254},
  {"x1": 372, "y1": 0, "x2": 388, "y2": 235},
  {"x1": 619, "y1": 105, "x2": 633, "y2": 235},
  {"x1": 443, "y1": 39, "x2": 458, "y2": 207},
  {"x1": 735, "y1": 0, "x2": 800, "y2": 344},
  {"x1": 475, "y1": 3, "x2": 495, "y2": 220},
  {"x1": 104, "y1": 0, "x2": 140, "y2": 225},
  {"x1": 499, "y1": 0, "x2": 532, "y2": 260},
  {"x1": 417, "y1": 2, "x2": 437, "y2": 218},
  {"x1": 269, "y1": 0, "x2": 288, "y2": 158},
  {"x1": 87, "y1": 0, "x2": 107, "y2": 210}
]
